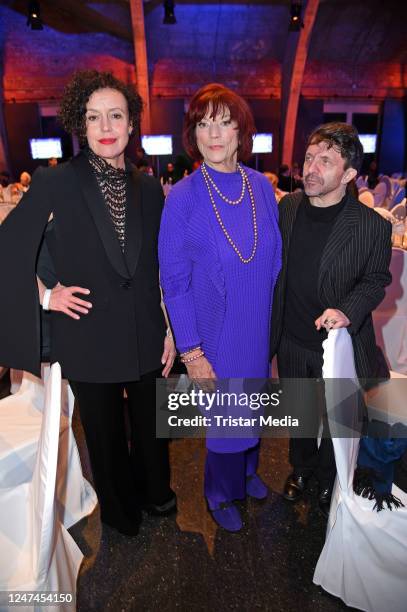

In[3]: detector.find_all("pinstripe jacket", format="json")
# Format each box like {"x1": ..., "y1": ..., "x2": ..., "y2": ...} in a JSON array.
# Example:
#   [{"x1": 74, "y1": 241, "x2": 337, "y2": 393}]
[{"x1": 270, "y1": 190, "x2": 392, "y2": 383}]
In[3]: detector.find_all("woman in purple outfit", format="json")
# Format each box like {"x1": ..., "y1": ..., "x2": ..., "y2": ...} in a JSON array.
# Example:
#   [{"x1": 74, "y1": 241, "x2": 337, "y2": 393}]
[{"x1": 159, "y1": 83, "x2": 282, "y2": 531}]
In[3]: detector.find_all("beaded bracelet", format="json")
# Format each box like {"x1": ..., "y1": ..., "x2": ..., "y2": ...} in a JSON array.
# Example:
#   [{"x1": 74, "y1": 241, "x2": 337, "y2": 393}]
[
  {"x1": 179, "y1": 345, "x2": 201, "y2": 357},
  {"x1": 180, "y1": 350, "x2": 205, "y2": 364}
]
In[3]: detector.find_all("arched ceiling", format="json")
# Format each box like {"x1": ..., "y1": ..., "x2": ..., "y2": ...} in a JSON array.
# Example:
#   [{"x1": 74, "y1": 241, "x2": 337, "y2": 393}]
[
  {"x1": 6, "y1": 0, "x2": 407, "y2": 65},
  {"x1": 308, "y1": 0, "x2": 407, "y2": 64},
  {"x1": 2, "y1": 0, "x2": 406, "y2": 101}
]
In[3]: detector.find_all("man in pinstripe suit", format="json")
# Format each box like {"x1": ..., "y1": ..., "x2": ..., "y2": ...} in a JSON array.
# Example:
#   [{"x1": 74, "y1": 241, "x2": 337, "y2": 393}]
[{"x1": 270, "y1": 123, "x2": 392, "y2": 517}]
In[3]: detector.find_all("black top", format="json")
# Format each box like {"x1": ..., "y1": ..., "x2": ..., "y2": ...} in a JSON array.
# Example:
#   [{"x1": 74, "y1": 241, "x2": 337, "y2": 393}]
[
  {"x1": 270, "y1": 190, "x2": 392, "y2": 384},
  {"x1": 283, "y1": 194, "x2": 346, "y2": 352},
  {"x1": 0, "y1": 151, "x2": 166, "y2": 382}
]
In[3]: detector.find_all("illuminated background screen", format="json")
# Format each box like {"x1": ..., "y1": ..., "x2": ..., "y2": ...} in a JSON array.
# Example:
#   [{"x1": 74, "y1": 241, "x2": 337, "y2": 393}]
[
  {"x1": 141, "y1": 135, "x2": 173, "y2": 155},
  {"x1": 29, "y1": 138, "x2": 63, "y2": 159}
]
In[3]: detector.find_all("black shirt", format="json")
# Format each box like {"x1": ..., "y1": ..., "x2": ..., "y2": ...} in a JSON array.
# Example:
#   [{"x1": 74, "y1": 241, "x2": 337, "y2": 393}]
[{"x1": 283, "y1": 193, "x2": 347, "y2": 352}]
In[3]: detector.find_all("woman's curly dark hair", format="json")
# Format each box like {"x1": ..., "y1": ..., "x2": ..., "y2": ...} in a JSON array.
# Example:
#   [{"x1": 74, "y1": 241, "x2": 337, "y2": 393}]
[{"x1": 58, "y1": 70, "x2": 142, "y2": 144}]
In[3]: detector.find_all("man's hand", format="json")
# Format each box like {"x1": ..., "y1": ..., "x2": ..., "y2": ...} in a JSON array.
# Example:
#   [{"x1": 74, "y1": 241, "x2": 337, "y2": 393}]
[
  {"x1": 161, "y1": 333, "x2": 176, "y2": 377},
  {"x1": 315, "y1": 308, "x2": 350, "y2": 331},
  {"x1": 49, "y1": 283, "x2": 92, "y2": 320}
]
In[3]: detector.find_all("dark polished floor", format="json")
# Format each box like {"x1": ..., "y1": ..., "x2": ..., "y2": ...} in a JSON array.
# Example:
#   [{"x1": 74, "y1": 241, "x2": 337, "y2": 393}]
[{"x1": 69, "y1": 405, "x2": 355, "y2": 612}]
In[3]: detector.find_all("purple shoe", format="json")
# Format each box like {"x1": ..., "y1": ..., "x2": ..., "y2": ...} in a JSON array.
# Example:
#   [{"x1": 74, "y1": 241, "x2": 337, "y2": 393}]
[
  {"x1": 211, "y1": 502, "x2": 242, "y2": 532},
  {"x1": 246, "y1": 474, "x2": 268, "y2": 500}
]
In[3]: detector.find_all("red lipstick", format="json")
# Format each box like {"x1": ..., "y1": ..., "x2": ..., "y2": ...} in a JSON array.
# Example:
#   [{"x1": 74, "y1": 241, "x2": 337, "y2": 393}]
[{"x1": 98, "y1": 138, "x2": 116, "y2": 145}]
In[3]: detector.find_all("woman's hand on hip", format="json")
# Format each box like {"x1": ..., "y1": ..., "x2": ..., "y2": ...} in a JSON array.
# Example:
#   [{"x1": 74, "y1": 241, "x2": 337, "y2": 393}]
[
  {"x1": 49, "y1": 283, "x2": 92, "y2": 320},
  {"x1": 161, "y1": 333, "x2": 176, "y2": 377}
]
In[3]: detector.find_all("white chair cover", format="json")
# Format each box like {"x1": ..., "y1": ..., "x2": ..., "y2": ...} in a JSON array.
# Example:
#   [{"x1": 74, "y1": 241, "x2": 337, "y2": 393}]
[
  {"x1": 313, "y1": 329, "x2": 407, "y2": 612},
  {"x1": 373, "y1": 182, "x2": 388, "y2": 207},
  {"x1": 373, "y1": 248, "x2": 407, "y2": 375},
  {"x1": 0, "y1": 367, "x2": 97, "y2": 525},
  {"x1": 0, "y1": 364, "x2": 97, "y2": 611},
  {"x1": 356, "y1": 176, "x2": 367, "y2": 189},
  {"x1": 391, "y1": 203, "x2": 406, "y2": 222},
  {"x1": 378, "y1": 175, "x2": 392, "y2": 208},
  {"x1": 358, "y1": 190, "x2": 374, "y2": 208}
]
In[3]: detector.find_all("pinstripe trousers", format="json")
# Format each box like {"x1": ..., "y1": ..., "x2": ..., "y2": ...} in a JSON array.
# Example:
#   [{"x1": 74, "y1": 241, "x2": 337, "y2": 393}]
[{"x1": 277, "y1": 334, "x2": 336, "y2": 488}]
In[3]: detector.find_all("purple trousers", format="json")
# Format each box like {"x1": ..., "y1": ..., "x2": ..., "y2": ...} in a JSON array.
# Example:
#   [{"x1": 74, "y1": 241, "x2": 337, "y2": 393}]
[{"x1": 204, "y1": 444, "x2": 260, "y2": 510}]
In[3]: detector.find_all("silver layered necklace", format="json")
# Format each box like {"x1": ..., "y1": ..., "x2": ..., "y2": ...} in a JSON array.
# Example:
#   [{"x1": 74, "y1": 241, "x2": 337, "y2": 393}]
[{"x1": 87, "y1": 148, "x2": 127, "y2": 252}]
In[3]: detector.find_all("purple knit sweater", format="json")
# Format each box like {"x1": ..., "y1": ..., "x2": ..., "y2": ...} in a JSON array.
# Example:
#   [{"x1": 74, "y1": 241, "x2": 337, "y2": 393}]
[{"x1": 158, "y1": 164, "x2": 282, "y2": 451}]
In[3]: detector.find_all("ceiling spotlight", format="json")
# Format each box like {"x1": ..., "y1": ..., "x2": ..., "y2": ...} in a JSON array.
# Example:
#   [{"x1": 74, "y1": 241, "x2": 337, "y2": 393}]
[
  {"x1": 27, "y1": 1, "x2": 43, "y2": 30},
  {"x1": 289, "y1": 1, "x2": 303, "y2": 32},
  {"x1": 163, "y1": 0, "x2": 176, "y2": 25}
]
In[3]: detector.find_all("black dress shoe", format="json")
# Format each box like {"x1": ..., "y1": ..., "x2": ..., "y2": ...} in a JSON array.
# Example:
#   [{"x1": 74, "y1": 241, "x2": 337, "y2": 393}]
[
  {"x1": 283, "y1": 474, "x2": 309, "y2": 502},
  {"x1": 143, "y1": 494, "x2": 177, "y2": 517},
  {"x1": 318, "y1": 487, "x2": 332, "y2": 519}
]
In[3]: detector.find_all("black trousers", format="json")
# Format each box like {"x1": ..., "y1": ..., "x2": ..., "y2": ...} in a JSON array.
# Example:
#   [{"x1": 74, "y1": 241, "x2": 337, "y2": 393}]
[
  {"x1": 70, "y1": 368, "x2": 173, "y2": 526},
  {"x1": 277, "y1": 334, "x2": 336, "y2": 489}
]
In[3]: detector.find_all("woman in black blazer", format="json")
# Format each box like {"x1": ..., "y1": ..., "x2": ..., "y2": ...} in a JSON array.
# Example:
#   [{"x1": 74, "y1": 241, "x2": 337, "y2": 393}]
[{"x1": 0, "y1": 70, "x2": 176, "y2": 536}]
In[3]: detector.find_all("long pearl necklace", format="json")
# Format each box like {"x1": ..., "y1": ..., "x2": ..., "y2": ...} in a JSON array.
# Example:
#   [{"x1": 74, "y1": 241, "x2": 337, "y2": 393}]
[
  {"x1": 201, "y1": 161, "x2": 246, "y2": 204},
  {"x1": 201, "y1": 163, "x2": 258, "y2": 264}
]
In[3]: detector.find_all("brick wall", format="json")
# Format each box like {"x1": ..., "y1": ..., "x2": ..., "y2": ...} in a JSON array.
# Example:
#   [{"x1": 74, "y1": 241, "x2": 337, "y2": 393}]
[
  {"x1": 1, "y1": 7, "x2": 135, "y2": 103},
  {"x1": 1, "y1": 4, "x2": 406, "y2": 174}
]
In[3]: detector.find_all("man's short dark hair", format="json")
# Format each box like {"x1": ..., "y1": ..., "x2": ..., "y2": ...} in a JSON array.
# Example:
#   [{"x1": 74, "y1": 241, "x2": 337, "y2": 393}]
[{"x1": 307, "y1": 122, "x2": 364, "y2": 173}]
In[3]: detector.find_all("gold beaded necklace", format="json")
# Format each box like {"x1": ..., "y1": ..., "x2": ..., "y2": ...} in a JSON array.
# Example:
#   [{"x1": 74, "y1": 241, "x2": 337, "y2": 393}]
[{"x1": 201, "y1": 163, "x2": 258, "y2": 264}]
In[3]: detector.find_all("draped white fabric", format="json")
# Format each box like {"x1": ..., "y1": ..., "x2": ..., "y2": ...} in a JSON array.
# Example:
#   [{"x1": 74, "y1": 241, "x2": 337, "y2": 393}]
[
  {"x1": 0, "y1": 364, "x2": 97, "y2": 611},
  {"x1": 373, "y1": 248, "x2": 407, "y2": 375},
  {"x1": 313, "y1": 329, "x2": 407, "y2": 612}
]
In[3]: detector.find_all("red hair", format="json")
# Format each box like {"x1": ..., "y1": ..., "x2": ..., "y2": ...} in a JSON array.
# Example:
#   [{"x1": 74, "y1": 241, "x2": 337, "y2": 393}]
[{"x1": 183, "y1": 83, "x2": 256, "y2": 162}]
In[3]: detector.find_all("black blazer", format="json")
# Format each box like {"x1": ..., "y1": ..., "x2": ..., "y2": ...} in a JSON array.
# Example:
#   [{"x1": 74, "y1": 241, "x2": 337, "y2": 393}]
[
  {"x1": 0, "y1": 151, "x2": 166, "y2": 382},
  {"x1": 270, "y1": 191, "x2": 392, "y2": 383}
]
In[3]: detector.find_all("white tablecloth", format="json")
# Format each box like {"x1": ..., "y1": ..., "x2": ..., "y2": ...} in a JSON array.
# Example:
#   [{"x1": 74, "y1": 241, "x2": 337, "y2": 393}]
[{"x1": 373, "y1": 248, "x2": 407, "y2": 374}]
